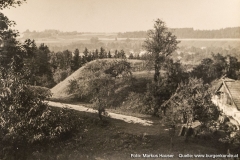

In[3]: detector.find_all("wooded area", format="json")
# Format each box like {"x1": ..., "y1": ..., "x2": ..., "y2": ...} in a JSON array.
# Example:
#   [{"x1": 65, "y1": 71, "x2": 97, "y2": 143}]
[
  {"x1": 118, "y1": 27, "x2": 240, "y2": 38},
  {"x1": 1, "y1": 1, "x2": 240, "y2": 159},
  {"x1": 23, "y1": 27, "x2": 240, "y2": 39}
]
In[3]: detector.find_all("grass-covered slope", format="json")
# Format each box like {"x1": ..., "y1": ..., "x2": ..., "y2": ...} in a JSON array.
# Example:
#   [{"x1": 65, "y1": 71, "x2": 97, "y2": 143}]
[
  {"x1": 50, "y1": 60, "x2": 95, "y2": 100},
  {"x1": 50, "y1": 59, "x2": 151, "y2": 100}
]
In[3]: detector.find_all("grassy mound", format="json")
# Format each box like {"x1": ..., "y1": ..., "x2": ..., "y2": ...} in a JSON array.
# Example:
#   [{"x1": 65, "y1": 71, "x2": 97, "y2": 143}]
[{"x1": 50, "y1": 59, "x2": 151, "y2": 101}]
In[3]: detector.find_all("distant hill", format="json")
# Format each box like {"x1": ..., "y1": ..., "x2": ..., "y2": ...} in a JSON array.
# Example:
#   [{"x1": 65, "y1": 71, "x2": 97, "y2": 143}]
[
  {"x1": 21, "y1": 29, "x2": 117, "y2": 40},
  {"x1": 117, "y1": 27, "x2": 240, "y2": 39},
  {"x1": 22, "y1": 29, "x2": 83, "y2": 39},
  {"x1": 18, "y1": 28, "x2": 240, "y2": 53},
  {"x1": 22, "y1": 27, "x2": 240, "y2": 40}
]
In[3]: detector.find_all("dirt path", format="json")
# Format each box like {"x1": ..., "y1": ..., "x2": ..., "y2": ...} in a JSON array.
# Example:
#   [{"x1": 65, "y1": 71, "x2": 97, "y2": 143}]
[{"x1": 47, "y1": 101, "x2": 153, "y2": 126}]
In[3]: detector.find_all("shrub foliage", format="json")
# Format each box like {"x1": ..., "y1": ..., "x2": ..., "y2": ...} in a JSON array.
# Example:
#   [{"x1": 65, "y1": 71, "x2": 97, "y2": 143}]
[{"x1": 0, "y1": 65, "x2": 82, "y2": 159}]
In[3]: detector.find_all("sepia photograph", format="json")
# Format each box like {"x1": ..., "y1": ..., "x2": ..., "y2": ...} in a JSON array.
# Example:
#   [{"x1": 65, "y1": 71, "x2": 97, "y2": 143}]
[{"x1": 1, "y1": 0, "x2": 240, "y2": 159}]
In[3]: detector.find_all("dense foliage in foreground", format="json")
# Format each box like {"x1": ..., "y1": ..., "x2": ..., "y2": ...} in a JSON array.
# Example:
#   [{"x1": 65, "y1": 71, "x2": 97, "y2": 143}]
[
  {"x1": 0, "y1": 66, "x2": 83, "y2": 159},
  {"x1": 0, "y1": 3, "x2": 84, "y2": 158}
]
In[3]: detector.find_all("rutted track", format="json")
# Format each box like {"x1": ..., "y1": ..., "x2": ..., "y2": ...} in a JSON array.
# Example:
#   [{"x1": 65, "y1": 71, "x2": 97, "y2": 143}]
[{"x1": 47, "y1": 101, "x2": 153, "y2": 126}]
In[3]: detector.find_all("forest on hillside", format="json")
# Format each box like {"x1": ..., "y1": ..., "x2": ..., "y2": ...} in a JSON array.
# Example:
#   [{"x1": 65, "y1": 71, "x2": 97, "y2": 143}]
[
  {"x1": 19, "y1": 28, "x2": 240, "y2": 53},
  {"x1": 118, "y1": 27, "x2": 240, "y2": 38},
  {"x1": 22, "y1": 27, "x2": 240, "y2": 39},
  {"x1": 22, "y1": 29, "x2": 83, "y2": 39}
]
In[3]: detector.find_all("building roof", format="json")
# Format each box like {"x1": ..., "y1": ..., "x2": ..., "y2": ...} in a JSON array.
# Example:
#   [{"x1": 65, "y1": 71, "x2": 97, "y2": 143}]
[
  {"x1": 216, "y1": 78, "x2": 240, "y2": 110},
  {"x1": 225, "y1": 81, "x2": 240, "y2": 110}
]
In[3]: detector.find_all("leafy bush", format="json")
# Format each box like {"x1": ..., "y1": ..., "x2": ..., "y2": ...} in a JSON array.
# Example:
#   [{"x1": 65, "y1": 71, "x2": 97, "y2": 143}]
[
  {"x1": 28, "y1": 85, "x2": 52, "y2": 98},
  {"x1": 53, "y1": 68, "x2": 71, "y2": 84},
  {"x1": 66, "y1": 59, "x2": 134, "y2": 119},
  {"x1": 124, "y1": 92, "x2": 145, "y2": 113},
  {"x1": 68, "y1": 59, "x2": 132, "y2": 104},
  {"x1": 0, "y1": 3, "x2": 83, "y2": 159},
  {"x1": 0, "y1": 67, "x2": 82, "y2": 159},
  {"x1": 163, "y1": 78, "x2": 220, "y2": 125}
]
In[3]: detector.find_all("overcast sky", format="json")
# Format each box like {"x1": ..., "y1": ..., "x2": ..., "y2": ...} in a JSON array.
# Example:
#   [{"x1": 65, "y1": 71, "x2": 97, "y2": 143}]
[{"x1": 2, "y1": 0, "x2": 240, "y2": 32}]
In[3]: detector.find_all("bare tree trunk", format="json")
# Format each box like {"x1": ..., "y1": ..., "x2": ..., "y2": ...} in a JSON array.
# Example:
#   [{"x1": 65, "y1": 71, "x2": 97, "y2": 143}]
[
  {"x1": 170, "y1": 137, "x2": 173, "y2": 152},
  {"x1": 169, "y1": 126, "x2": 175, "y2": 152}
]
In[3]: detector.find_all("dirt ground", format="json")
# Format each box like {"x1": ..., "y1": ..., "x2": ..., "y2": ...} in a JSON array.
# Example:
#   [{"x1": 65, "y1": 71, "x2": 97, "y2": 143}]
[
  {"x1": 48, "y1": 101, "x2": 153, "y2": 126},
  {"x1": 44, "y1": 101, "x2": 227, "y2": 160}
]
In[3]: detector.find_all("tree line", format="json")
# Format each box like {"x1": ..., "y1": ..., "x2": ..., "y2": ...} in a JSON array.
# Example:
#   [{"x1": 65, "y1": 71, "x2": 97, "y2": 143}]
[
  {"x1": 118, "y1": 27, "x2": 240, "y2": 38},
  {"x1": 2, "y1": 29, "x2": 145, "y2": 89},
  {"x1": 22, "y1": 27, "x2": 240, "y2": 40},
  {"x1": 23, "y1": 29, "x2": 82, "y2": 39}
]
